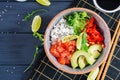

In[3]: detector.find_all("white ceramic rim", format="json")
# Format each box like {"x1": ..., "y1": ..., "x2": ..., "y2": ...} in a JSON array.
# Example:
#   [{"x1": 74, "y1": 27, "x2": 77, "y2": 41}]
[
  {"x1": 16, "y1": 0, "x2": 27, "y2": 2},
  {"x1": 93, "y1": 0, "x2": 120, "y2": 13}
]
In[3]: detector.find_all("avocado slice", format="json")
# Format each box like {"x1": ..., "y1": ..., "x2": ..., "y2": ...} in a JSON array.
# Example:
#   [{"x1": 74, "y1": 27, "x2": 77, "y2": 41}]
[
  {"x1": 76, "y1": 33, "x2": 83, "y2": 50},
  {"x1": 61, "y1": 34, "x2": 78, "y2": 43},
  {"x1": 78, "y1": 56, "x2": 88, "y2": 69},
  {"x1": 71, "y1": 50, "x2": 96, "y2": 69},
  {"x1": 88, "y1": 44, "x2": 102, "y2": 58},
  {"x1": 87, "y1": 67, "x2": 99, "y2": 80}
]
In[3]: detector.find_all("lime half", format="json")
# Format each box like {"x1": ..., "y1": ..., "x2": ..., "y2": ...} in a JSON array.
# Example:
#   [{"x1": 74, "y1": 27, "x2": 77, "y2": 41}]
[
  {"x1": 36, "y1": 0, "x2": 51, "y2": 6},
  {"x1": 31, "y1": 15, "x2": 41, "y2": 32}
]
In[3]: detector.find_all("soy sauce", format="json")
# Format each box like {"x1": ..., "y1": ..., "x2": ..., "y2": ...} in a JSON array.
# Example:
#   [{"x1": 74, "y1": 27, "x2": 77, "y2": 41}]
[{"x1": 96, "y1": 0, "x2": 120, "y2": 10}]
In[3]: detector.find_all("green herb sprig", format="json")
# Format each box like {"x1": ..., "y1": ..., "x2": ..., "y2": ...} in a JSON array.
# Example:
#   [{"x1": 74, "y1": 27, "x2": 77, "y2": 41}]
[
  {"x1": 24, "y1": 46, "x2": 39, "y2": 72},
  {"x1": 24, "y1": 9, "x2": 48, "y2": 21},
  {"x1": 24, "y1": 9, "x2": 45, "y2": 72},
  {"x1": 33, "y1": 32, "x2": 44, "y2": 45}
]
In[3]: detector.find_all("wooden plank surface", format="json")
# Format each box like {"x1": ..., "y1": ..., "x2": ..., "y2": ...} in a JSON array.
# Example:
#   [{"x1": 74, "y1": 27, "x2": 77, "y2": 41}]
[
  {"x1": 0, "y1": 34, "x2": 40, "y2": 64},
  {"x1": 0, "y1": 1, "x2": 73, "y2": 80},
  {"x1": 0, "y1": 66, "x2": 27, "y2": 80},
  {"x1": 0, "y1": 2, "x2": 73, "y2": 32}
]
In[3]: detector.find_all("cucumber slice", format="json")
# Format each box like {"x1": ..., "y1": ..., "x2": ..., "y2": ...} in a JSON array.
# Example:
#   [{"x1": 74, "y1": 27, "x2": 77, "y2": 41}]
[
  {"x1": 87, "y1": 67, "x2": 99, "y2": 80},
  {"x1": 76, "y1": 33, "x2": 83, "y2": 50}
]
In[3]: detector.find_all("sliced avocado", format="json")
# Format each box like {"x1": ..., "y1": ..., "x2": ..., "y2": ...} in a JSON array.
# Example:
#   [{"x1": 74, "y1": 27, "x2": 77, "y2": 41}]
[
  {"x1": 76, "y1": 33, "x2": 83, "y2": 50},
  {"x1": 88, "y1": 44, "x2": 102, "y2": 58},
  {"x1": 87, "y1": 67, "x2": 99, "y2": 80},
  {"x1": 78, "y1": 56, "x2": 88, "y2": 69},
  {"x1": 71, "y1": 50, "x2": 96, "y2": 69},
  {"x1": 61, "y1": 34, "x2": 78, "y2": 43}
]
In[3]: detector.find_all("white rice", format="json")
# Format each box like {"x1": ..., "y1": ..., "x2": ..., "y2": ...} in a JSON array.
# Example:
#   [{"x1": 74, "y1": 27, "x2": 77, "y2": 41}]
[{"x1": 50, "y1": 18, "x2": 74, "y2": 42}]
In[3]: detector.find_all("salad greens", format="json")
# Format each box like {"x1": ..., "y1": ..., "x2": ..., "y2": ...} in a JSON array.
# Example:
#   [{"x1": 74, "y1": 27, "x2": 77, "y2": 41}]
[
  {"x1": 24, "y1": 46, "x2": 39, "y2": 72},
  {"x1": 24, "y1": 9, "x2": 48, "y2": 21},
  {"x1": 64, "y1": 12, "x2": 90, "y2": 35}
]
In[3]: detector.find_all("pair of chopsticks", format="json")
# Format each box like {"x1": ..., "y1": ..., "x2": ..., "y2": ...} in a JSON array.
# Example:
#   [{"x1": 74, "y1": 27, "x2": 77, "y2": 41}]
[{"x1": 96, "y1": 20, "x2": 120, "y2": 80}]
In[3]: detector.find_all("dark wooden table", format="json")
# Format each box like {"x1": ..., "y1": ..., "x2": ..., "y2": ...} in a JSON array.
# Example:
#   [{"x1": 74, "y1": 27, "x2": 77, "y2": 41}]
[{"x1": 0, "y1": 0, "x2": 120, "y2": 80}]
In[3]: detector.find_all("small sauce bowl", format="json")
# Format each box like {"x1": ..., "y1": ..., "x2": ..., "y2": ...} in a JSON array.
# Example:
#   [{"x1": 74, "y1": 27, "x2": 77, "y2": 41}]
[{"x1": 93, "y1": 0, "x2": 120, "y2": 13}]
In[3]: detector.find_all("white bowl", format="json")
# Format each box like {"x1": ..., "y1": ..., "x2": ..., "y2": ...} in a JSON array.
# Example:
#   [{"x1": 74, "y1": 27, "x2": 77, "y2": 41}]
[{"x1": 44, "y1": 8, "x2": 111, "y2": 74}]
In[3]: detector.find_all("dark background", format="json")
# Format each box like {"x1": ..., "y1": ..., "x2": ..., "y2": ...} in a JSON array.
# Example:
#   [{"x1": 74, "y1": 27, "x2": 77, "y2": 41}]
[{"x1": 0, "y1": 0, "x2": 120, "y2": 80}]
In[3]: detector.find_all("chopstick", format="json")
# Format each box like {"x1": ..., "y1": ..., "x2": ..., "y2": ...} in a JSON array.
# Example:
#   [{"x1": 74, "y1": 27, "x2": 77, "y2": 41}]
[
  {"x1": 101, "y1": 20, "x2": 120, "y2": 80},
  {"x1": 96, "y1": 20, "x2": 120, "y2": 80}
]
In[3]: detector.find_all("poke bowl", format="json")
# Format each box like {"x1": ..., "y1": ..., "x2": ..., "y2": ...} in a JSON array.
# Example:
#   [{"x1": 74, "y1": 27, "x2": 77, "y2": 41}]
[{"x1": 44, "y1": 8, "x2": 111, "y2": 74}]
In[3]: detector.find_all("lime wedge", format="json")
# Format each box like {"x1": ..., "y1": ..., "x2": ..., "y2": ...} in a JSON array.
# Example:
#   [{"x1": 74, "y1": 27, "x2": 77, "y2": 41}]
[
  {"x1": 36, "y1": 0, "x2": 51, "y2": 6},
  {"x1": 87, "y1": 67, "x2": 99, "y2": 80},
  {"x1": 31, "y1": 15, "x2": 41, "y2": 32},
  {"x1": 62, "y1": 35, "x2": 78, "y2": 43}
]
